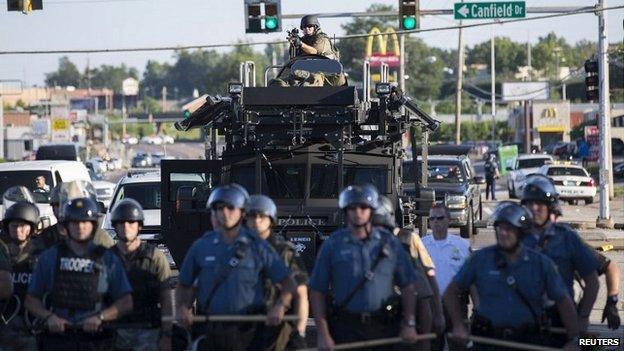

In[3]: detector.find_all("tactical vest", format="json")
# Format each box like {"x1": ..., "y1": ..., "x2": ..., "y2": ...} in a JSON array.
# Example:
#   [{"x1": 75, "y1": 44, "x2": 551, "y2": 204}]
[
  {"x1": 0, "y1": 237, "x2": 41, "y2": 318},
  {"x1": 264, "y1": 236, "x2": 295, "y2": 307},
  {"x1": 114, "y1": 243, "x2": 162, "y2": 326},
  {"x1": 50, "y1": 242, "x2": 106, "y2": 311}
]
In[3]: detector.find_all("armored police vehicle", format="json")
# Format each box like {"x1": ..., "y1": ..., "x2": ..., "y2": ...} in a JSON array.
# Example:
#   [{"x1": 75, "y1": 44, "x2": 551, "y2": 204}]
[{"x1": 159, "y1": 55, "x2": 440, "y2": 269}]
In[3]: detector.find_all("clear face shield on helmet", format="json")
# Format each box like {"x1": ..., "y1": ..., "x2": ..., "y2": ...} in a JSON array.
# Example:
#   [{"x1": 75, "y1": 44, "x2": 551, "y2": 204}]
[
  {"x1": 2, "y1": 186, "x2": 36, "y2": 217},
  {"x1": 57, "y1": 180, "x2": 99, "y2": 221}
]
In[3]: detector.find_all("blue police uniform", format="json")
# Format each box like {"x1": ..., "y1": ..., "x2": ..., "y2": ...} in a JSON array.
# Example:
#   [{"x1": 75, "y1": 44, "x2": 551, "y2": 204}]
[
  {"x1": 178, "y1": 227, "x2": 290, "y2": 314},
  {"x1": 454, "y1": 245, "x2": 568, "y2": 328},
  {"x1": 28, "y1": 244, "x2": 132, "y2": 323},
  {"x1": 310, "y1": 227, "x2": 418, "y2": 313},
  {"x1": 523, "y1": 222, "x2": 599, "y2": 297}
]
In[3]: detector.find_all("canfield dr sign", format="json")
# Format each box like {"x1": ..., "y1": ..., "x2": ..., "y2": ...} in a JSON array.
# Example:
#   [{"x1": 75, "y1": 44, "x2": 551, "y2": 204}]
[{"x1": 454, "y1": 1, "x2": 526, "y2": 19}]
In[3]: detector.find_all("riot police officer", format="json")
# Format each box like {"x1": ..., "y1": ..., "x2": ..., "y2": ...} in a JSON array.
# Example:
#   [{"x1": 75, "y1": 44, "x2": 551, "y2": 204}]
[
  {"x1": 246, "y1": 194, "x2": 309, "y2": 350},
  {"x1": 176, "y1": 184, "x2": 297, "y2": 351},
  {"x1": 0, "y1": 240, "x2": 11, "y2": 301},
  {"x1": 309, "y1": 185, "x2": 420, "y2": 350},
  {"x1": 109, "y1": 198, "x2": 173, "y2": 351},
  {"x1": 444, "y1": 202, "x2": 580, "y2": 351},
  {"x1": 0, "y1": 201, "x2": 43, "y2": 350},
  {"x1": 290, "y1": 15, "x2": 337, "y2": 60},
  {"x1": 40, "y1": 183, "x2": 115, "y2": 249},
  {"x1": 373, "y1": 195, "x2": 437, "y2": 350},
  {"x1": 25, "y1": 197, "x2": 133, "y2": 351},
  {"x1": 520, "y1": 174, "x2": 599, "y2": 339}
]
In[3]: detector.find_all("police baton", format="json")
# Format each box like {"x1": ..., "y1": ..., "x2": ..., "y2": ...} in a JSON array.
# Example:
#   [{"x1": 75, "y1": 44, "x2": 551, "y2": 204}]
[
  {"x1": 162, "y1": 314, "x2": 300, "y2": 323},
  {"x1": 447, "y1": 333, "x2": 561, "y2": 351},
  {"x1": 297, "y1": 333, "x2": 437, "y2": 351}
]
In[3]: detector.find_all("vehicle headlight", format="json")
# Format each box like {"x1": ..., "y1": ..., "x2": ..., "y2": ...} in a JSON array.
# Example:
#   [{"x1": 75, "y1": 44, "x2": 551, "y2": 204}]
[{"x1": 445, "y1": 194, "x2": 467, "y2": 209}]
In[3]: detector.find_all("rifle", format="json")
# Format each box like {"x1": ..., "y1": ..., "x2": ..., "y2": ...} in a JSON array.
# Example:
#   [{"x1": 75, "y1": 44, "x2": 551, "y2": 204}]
[{"x1": 287, "y1": 28, "x2": 300, "y2": 59}]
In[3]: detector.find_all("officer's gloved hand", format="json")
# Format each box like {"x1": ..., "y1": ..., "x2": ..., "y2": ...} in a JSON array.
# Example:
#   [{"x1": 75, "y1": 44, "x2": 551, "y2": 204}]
[
  {"x1": 292, "y1": 37, "x2": 302, "y2": 48},
  {"x1": 602, "y1": 298, "x2": 621, "y2": 330}
]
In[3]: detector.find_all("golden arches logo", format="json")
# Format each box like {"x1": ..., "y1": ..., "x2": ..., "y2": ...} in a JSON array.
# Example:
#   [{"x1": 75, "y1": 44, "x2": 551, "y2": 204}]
[
  {"x1": 541, "y1": 107, "x2": 557, "y2": 119},
  {"x1": 366, "y1": 27, "x2": 400, "y2": 57}
]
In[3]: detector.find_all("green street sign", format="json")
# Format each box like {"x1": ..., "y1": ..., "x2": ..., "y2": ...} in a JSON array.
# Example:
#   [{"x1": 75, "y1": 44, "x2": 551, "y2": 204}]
[{"x1": 454, "y1": 1, "x2": 526, "y2": 20}]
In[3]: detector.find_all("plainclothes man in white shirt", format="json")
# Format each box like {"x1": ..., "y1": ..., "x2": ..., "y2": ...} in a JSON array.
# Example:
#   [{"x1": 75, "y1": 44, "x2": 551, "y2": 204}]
[{"x1": 422, "y1": 203, "x2": 473, "y2": 351}]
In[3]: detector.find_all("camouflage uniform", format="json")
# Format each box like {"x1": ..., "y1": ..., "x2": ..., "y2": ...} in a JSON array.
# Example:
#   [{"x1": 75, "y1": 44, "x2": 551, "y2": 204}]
[{"x1": 298, "y1": 31, "x2": 337, "y2": 60}]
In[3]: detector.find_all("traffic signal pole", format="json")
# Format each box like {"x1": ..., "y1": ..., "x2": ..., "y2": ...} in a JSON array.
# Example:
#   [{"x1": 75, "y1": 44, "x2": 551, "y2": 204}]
[
  {"x1": 597, "y1": 0, "x2": 612, "y2": 225},
  {"x1": 454, "y1": 16, "x2": 464, "y2": 145}
]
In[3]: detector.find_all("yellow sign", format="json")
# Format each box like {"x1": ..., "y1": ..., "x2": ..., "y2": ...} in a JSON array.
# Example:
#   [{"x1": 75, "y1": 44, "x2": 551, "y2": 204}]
[
  {"x1": 541, "y1": 107, "x2": 557, "y2": 119},
  {"x1": 366, "y1": 27, "x2": 400, "y2": 57},
  {"x1": 52, "y1": 118, "x2": 70, "y2": 131}
]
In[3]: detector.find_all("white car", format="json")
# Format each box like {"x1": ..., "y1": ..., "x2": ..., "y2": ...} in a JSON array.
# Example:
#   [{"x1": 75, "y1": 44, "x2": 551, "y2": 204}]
[
  {"x1": 122, "y1": 136, "x2": 139, "y2": 145},
  {"x1": 160, "y1": 135, "x2": 175, "y2": 144},
  {"x1": 102, "y1": 171, "x2": 174, "y2": 266},
  {"x1": 506, "y1": 154, "x2": 553, "y2": 198},
  {"x1": 88, "y1": 169, "x2": 116, "y2": 209},
  {"x1": 141, "y1": 135, "x2": 163, "y2": 145},
  {"x1": 537, "y1": 163, "x2": 597, "y2": 205}
]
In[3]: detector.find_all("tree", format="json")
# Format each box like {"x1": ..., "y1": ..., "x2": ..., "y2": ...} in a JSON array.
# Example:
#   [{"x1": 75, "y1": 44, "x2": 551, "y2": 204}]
[
  {"x1": 467, "y1": 37, "x2": 526, "y2": 79},
  {"x1": 404, "y1": 38, "x2": 445, "y2": 100},
  {"x1": 166, "y1": 49, "x2": 221, "y2": 97},
  {"x1": 531, "y1": 32, "x2": 571, "y2": 79},
  {"x1": 141, "y1": 60, "x2": 171, "y2": 98},
  {"x1": 89, "y1": 64, "x2": 138, "y2": 92},
  {"x1": 45, "y1": 56, "x2": 81, "y2": 87}
]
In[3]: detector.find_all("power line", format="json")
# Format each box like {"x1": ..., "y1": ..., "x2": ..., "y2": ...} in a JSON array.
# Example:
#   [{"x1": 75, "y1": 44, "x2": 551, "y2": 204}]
[{"x1": 0, "y1": 4, "x2": 621, "y2": 55}]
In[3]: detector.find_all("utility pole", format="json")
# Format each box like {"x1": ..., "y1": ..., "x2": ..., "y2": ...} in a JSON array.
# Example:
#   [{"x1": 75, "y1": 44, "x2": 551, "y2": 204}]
[
  {"x1": 491, "y1": 27, "x2": 496, "y2": 142},
  {"x1": 454, "y1": 15, "x2": 465, "y2": 145},
  {"x1": 527, "y1": 32, "x2": 532, "y2": 81},
  {"x1": 0, "y1": 95, "x2": 3, "y2": 160},
  {"x1": 597, "y1": 0, "x2": 612, "y2": 225},
  {"x1": 162, "y1": 86, "x2": 168, "y2": 112},
  {"x1": 122, "y1": 94, "x2": 127, "y2": 138},
  {"x1": 399, "y1": 34, "x2": 406, "y2": 92}
]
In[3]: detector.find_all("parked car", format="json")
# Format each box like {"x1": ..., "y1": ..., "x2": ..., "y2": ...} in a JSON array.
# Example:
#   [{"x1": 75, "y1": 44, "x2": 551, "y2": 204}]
[
  {"x1": 160, "y1": 135, "x2": 175, "y2": 144},
  {"x1": 0, "y1": 160, "x2": 92, "y2": 224},
  {"x1": 537, "y1": 163, "x2": 596, "y2": 205},
  {"x1": 36, "y1": 144, "x2": 82, "y2": 162},
  {"x1": 506, "y1": 154, "x2": 553, "y2": 198},
  {"x1": 88, "y1": 169, "x2": 116, "y2": 209},
  {"x1": 131, "y1": 154, "x2": 153, "y2": 168},
  {"x1": 141, "y1": 135, "x2": 163, "y2": 145},
  {"x1": 122, "y1": 135, "x2": 139, "y2": 145},
  {"x1": 87, "y1": 158, "x2": 108, "y2": 174},
  {"x1": 614, "y1": 162, "x2": 624, "y2": 178},
  {"x1": 612, "y1": 138, "x2": 624, "y2": 156}
]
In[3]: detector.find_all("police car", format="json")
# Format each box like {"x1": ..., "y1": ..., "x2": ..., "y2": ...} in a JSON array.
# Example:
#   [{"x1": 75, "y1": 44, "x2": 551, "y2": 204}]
[
  {"x1": 506, "y1": 154, "x2": 553, "y2": 198},
  {"x1": 101, "y1": 170, "x2": 175, "y2": 266},
  {"x1": 536, "y1": 163, "x2": 596, "y2": 205}
]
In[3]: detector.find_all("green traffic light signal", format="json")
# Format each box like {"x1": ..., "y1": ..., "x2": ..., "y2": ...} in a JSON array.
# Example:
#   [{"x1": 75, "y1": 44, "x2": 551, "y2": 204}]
[
  {"x1": 402, "y1": 16, "x2": 416, "y2": 30},
  {"x1": 265, "y1": 16, "x2": 278, "y2": 30},
  {"x1": 184, "y1": 110, "x2": 191, "y2": 118}
]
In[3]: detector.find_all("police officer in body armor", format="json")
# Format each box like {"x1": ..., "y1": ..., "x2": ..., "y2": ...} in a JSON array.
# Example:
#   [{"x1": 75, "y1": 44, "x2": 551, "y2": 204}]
[
  {"x1": 176, "y1": 184, "x2": 297, "y2": 351},
  {"x1": 373, "y1": 195, "x2": 437, "y2": 351},
  {"x1": 245, "y1": 194, "x2": 309, "y2": 351},
  {"x1": 290, "y1": 15, "x2": 337, "y2": 60},
  {"x1": 310, "y1": 185, "x2": 420, "y2": 350},
  {"x1": 109, "y1": 199, "x2": 173, "y2": 351},
  {"x1": 519, "y1": 174, "x2": 599, "y2": 343},
  {"x1": 444, "y1": 202, "x2": 581, "y2": 351},
  {"x1": 25, "y1": 197, "x2": 133, "y2": 351},
  {"x1": 0, "y1": 201, "x2": 43, "y2": 351},
  {"x1": 39, "y1": 184, "x2": 115, "y2": 249}
]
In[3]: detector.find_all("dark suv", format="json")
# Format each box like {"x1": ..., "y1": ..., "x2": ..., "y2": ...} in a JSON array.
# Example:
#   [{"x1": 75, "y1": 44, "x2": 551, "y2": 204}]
[{"x1": 403, "y1": 155, "x2": 484, "y2": 238}]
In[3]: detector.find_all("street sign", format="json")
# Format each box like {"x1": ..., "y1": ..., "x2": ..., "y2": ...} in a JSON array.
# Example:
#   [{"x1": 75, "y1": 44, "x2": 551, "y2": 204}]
[
  {"x1": 501, "y1": 82, "x2": 549, "y2": 102},
  {"x1": 122, "y1": 78, "x2": 139, "y2": 96},
  {"x1": 51, "y1": 118, "x2": 71, "y2": 142},
  {"x1": 454, "y1": 1, "x2": 525, "y2": 20}
]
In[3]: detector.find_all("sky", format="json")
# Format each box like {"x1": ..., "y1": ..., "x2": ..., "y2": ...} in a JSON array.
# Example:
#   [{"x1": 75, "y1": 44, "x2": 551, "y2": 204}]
[{"x1": 0, "y1": 0, "x2": 621, "y2": 87}]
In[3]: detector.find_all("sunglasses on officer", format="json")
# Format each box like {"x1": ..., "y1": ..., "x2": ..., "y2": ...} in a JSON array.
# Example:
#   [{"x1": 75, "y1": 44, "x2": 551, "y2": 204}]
[{"x1": 212, "y1": 203, "x2": 235, "y2": 211}]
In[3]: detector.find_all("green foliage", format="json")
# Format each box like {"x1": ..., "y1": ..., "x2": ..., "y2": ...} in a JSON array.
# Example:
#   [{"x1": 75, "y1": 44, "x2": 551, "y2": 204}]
[
  {"x1": 466, "y1": 37, "x2": 526, "y2": 79},
  {"x1": 429, "y1": 121, "x2": 510, "y2": 143},
  {"x1": 15, "y1": 99, "x2": 27, "y2": 109},
  {"x1": 45, "y1": 56, "x2": 81, "y2": 87},
  {"x1": 88, "y1": 64, "x2": 138, "y2": 92}
]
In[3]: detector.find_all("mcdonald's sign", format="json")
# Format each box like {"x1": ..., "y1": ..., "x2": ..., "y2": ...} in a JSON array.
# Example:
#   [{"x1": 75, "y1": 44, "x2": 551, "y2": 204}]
[
  {"x1": 365, "y1": 27, "x2": 400, "y2": 68},
  {"x1": 541, "y1": 106, "x2": 557, "y2": 119}
]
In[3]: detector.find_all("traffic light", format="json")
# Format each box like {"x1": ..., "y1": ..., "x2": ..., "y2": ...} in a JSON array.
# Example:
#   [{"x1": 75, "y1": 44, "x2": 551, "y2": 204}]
[
  {"x1": 7, "y1": 0, "x2": 43, "y2": 13},
  {"x1": 245, "y1": 0, "x2": 281, "y2": 33},
  {"x1": 399, "y1": 0, "x2": 419, "y2": 30},
  {"x1": 584, "y1": 59, "x2": 599, "y2": 101}
]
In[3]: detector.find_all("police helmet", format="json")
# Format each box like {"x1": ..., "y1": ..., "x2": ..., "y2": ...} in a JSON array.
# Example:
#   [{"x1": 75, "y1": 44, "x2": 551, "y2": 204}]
[
  {"x1": 338, "y1": 185, "x2": 379, "y2": 210},
  {"x1": 520, "y1": 174, "x2": 558, "y2": 208},
  {"x1": 300, "y1": 15, "x2": 320, "y2": 29},
  {"x1": 206, "y1": 183, "x2": 249, "y2": 210},
  {"x1": 110, "y1": 198, "x2": 145, "y2": 225},
  {"x1": 490, "y1": 201, "x2": 533, "y2": 234},
  {"x1": 247, "y1": 194, "x2": 277, "y2": 223},
  {"x1": 372, "y1": 195, "x2": 396, "y2": 229},
  {"x1": 62, "y1": 197, "x2": 99, "y2": 223},
  {"x1": 3, "y1": 201, "x2": 40, "y2": 228}
]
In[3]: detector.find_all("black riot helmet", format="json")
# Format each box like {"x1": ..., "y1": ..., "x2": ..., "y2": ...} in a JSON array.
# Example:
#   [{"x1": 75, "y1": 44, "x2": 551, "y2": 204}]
[
  {"x1": 372, "y1": 195, "x2": 396, "y2": 230},
  {"x1": 300, "y1": 15, "x2": 320, "y2": 30},
  {"x1": 3, "y1": 201, "x2": 40, "y2": 232},
  {"x1": 247, "y1": 194, "x2": 277, "y2": 223},
  {"x1": 490, "y1": 201, "x2": 533, "y2": 236},
  {"x1": 206, "y1": 183, "x2": 249, "y2": 210},
  {"x1": 338, "y1": 185, "x2": 379, "y2": 210},
  {"x1": 110, "y1": 198, "x2": 145, "y2": 226},
  {"x1": 62, "y1": 197, "x2": 99, "y2": 223},
  {"x1": 520, "y1": 174, "x2": 559, "y2": 209}
]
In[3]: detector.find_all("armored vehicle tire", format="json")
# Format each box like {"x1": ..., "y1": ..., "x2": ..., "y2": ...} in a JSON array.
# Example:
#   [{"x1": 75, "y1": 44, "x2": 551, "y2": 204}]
[
  {"x1": 460, "y1": 206, "x2": 474, "y2": 239},
  {"x1": 585, "y1": 197, "x2": 594, "y2": 205}
]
